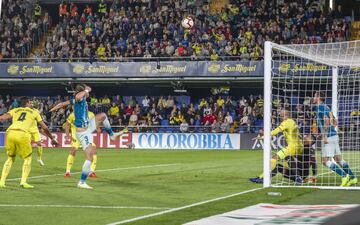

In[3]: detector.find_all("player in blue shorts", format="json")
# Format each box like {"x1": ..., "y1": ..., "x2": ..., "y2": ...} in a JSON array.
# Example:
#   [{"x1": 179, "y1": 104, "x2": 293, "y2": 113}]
[
  {"x1": 313, "y1": 91, "x2": 357, "y2": 187},
  {"x1": 51, "y1": 84, "x2": 127, "y2": 189}
]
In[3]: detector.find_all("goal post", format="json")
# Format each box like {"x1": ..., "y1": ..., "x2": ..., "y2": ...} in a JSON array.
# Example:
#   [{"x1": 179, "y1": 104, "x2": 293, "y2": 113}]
[{"x1": 263, "y1": 40, "x2": 360, "y2": 189}]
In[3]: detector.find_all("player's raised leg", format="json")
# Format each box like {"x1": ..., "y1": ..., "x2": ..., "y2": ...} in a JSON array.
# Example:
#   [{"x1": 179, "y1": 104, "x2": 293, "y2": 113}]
[{"x1": 95, "y1": 112, "x2": 127, "y2": 140}]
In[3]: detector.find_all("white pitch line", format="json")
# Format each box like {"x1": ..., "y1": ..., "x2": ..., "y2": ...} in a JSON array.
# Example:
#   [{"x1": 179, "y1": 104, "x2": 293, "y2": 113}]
[
  {"x1": 106, "y1": 187, "x2": 264, "y2": 225},
  {"x1": 7, "y1": 163, "x2": 180, "y2": 181},
  {"x1": 0, "y1": 204, "x2": 172, "y2": 210},
  {"x1": 274, "y1": 166, "x2": 360, "y2": 186}
]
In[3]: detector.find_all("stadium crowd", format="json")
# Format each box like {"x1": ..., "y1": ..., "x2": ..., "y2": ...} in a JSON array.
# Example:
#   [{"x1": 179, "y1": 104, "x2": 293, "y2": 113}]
[
  {"x1": 0, "y1": 0, "x2": 349, "y2": 61},
  {"x1": 0, "y1": 94, "x2": 265, "y2": 133},
  {"x1": 45, "y1": 0, "x2": 350, "y2": 61},
  {"x1": 0, "y1": 0, "x2": 50, "y2": 61}
]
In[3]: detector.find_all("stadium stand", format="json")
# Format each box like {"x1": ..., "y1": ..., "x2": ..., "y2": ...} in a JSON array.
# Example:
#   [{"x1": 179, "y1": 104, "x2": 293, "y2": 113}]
[
  {"x1": 0, "y1": 0, "x2": 349, "y2": 62},
  {"x1": 0, "y1": 0, "x2": 51, "y2": 61},
  {"x1": 0, "y1": 94, "x2": 265, "y2": 133}
]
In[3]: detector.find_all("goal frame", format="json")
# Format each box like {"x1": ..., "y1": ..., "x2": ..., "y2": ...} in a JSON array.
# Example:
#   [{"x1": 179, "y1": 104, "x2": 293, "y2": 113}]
[{"x1": 262, "y1": 41, "x2": 351, "y2": 189}]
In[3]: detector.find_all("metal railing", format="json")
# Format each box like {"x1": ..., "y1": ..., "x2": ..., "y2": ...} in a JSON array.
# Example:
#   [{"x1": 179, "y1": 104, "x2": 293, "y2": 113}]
[
  {"x1": 3, "y1": 21, "x2": 51, "y2": 62},
  {"x1": 0, "y1": 55, "x2": 263, "y2": 63},
  {"x1": 0, "y1": 125, "x2": 263, "y2": 134}
]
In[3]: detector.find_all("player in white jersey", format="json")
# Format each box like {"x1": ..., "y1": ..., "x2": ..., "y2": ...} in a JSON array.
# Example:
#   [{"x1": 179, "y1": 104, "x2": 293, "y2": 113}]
[{"x1": 50, "y1": 84, "x2": 127, "y2": 189}]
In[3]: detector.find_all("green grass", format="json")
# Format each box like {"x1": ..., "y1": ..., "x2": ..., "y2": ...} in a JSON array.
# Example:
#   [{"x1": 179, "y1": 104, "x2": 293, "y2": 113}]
[{"x1": 0, "y1": 148, "x2": 358, "y2": 225}]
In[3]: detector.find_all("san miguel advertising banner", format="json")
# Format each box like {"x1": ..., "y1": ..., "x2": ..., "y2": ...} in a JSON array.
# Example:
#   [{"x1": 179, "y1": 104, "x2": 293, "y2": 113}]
[
  {"x1": 0, "y1": 61, "x2": 262, "y2": 78},
  {"x1": 1, "y1": 61, "x2": 358, "y2": 78}
]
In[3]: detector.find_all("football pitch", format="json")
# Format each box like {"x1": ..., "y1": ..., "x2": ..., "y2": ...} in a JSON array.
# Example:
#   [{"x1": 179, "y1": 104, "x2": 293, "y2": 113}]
[{"x1": 0, "y1": 149, "x2": 359, "y2": 225}]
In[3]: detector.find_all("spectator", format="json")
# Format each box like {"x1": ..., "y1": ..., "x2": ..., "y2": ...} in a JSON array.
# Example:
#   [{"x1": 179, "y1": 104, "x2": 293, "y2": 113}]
[
  {"x1": 203, "y1": 103, "x2": 211, "y2": 116},
  {"x1": 108, "y1": 102, "x2": 119, "y2": 119},
  {"x1": 10, "y1": 98, "x2": 19, "y2": 109},
  {"x1": 101, "y1": 95, "x2": 111, "y2": 104},
  {"x1": 166, "y1": 96, "x2": 175, "y2": 109},
  {"x1": 202, "y1": 110, "x2": 217, "y2": 126},
  {"x1": 70, "y1": 2, "x2": 78, "y2": 17},
  {"x1": 113, "y1": 95, "x2": 123, "y2": 105},
  {"x1": 84, "y1": 4, "x2": 92, "y2": 15},
  {"x1": 98, "y1": 0, "x2": 107, "y2": 16},
  {"x1": 142, "y1": 96, "x2": 150, "y2": 111},
  {"x1": 90, "y1": 95, "x2": 98, "y2": 105},
  {"x1": 124, "y1": 104, "x2": 133, "y2": 121},
  {"x1": 174, "y1": 111, "x2": 184, "y2": 124},
  {"x1": 199, "y1": 98, "x2": 207, "y2": 109},
  {"x1": 129, "y1": 111, "x2": 138, "y2": 126},
  {"x1": 225, "y1": 111, "x2": 233, "y2": 125},
  {"x1": 0, "y1": 103, "x2": 6, "y2": 115},
  {"x1": 128, "y1": 96, "x2": 136, "y2": 108},
  {"x1": 217, "y1": 96, "x2": 225, "y2": 107},
  {"x1": 59, "y1": 1, "x2": 67, "y2": 17}
]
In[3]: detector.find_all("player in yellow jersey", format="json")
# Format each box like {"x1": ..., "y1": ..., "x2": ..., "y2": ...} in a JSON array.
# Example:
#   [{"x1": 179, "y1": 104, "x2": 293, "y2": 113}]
[
  {"x1": 250, "y1": 110, "x2": 304, "y2": 184},
  {"x1": 29, "y1": 100, "x2": 45, "y2": 166},
  {"x1": 0, "y1": 97, "x2": 58, "y2": 188},
  {"x1": 64, "y1": 111, "x2": 98, "y2": 178}
]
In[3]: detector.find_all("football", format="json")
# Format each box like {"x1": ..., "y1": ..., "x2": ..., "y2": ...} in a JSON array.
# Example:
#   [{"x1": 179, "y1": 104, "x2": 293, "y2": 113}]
[{"x1": 181, "y1": 16, "x2": 194, "y2": 29}]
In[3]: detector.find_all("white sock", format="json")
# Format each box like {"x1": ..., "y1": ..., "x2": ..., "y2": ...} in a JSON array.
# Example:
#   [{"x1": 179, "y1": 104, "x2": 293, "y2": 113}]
[{"x1": 103, "y1": 116, "x2": 111, "y2": 129}]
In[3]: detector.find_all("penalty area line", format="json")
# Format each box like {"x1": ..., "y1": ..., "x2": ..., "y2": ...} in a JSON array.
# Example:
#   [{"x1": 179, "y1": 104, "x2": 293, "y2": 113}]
[
  {"x1": 0, "y1": 204, "x2": 172, "y2": 210},
  {"x1": 106, "y1": 187, "x2": 264, "y2": 225},
  {"x1": 7, "y1": 163, "x2": 181, "y2": 181}
]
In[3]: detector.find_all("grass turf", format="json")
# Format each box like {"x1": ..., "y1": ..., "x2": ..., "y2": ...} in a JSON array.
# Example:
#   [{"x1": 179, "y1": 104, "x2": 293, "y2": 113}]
[{"x1": 0, "y1": 148, "x2": 358, "y2": 225}]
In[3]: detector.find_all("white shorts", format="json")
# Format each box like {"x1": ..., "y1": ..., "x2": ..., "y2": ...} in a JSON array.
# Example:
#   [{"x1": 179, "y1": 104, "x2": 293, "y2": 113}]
[
  {"x1": 76, "y1": 118, "x2": 96, "y2": 150},
  {"x1": 321, "y1": 135, "x2": 341, "y2": 157}
]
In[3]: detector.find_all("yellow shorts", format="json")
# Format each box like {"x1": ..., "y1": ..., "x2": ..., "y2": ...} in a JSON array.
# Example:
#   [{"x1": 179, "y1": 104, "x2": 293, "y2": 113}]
[
  {"x1": 277, "y1": 145, "x2": 303, "y2": 160},
  {"x1": 71, "y1": 137, "x2": 80, "y2": 150},
  {"x1": 5, "y1": 130, "x2": 32, "y2": 159},
  {"x1": 30, "y1": 131, "x2": 41, "y2": 142}
]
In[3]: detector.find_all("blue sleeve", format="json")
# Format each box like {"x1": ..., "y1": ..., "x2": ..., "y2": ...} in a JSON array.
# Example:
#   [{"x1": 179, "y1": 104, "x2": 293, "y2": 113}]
[
  {"x1": 316, "y1": 105, "x2": 323, "y2": 119},
  {"x1": 69, "y1": 96, "x2": 74, "y2": 106},
  {"x1": 324, "y1": 107, "x2": 331, "y2": 119}
]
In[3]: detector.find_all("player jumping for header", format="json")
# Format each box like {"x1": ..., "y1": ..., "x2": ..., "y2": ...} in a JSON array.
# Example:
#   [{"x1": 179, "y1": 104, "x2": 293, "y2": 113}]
[
  {"x1": 313, "y1": 91, "x2": 357, "y2": 187},
  {"x1": 50, "y1": 84, "x2": 127, "y2": 189}
]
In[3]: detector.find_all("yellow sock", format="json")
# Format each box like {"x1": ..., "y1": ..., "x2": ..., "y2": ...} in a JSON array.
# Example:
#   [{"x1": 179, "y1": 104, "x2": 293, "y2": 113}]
[
  {"x1": 258, "y1": 159, "x2": 277, "y2": 179},
  {"x1": 91, "y1": 155, "x2": 97, "y2": 172},
  {"x1": 271, "y1": 158, "x2": 277, "y2": 170},
  {"x1": 21, "y1": 157, "x2": 32, "y2": 184},
  {"x1": 0, "y1": 157, "x2": 14, "y2": 184},
  {"x1": 66, "y1": 154, "x2": 75, "y2": 172},
  {"x1": 37, "y1": 146, "x2": 43, "y2": 160}
]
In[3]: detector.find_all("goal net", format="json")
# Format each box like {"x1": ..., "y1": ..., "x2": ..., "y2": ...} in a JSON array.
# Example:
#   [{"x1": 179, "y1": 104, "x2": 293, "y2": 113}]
[{"x1": 263, "y1": 41, "x2": 360, "y2": 189}]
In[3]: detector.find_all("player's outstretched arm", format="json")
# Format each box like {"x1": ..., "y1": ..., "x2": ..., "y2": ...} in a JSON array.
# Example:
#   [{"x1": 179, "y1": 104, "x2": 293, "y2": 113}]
[
  {"x1": 0, "y1": 113, "x2": 12, "y2": 121},
  {"x1": 271, "y1": 125, "x2": 284, "y2": 136},
  {"x1": 49, "y1": 100, "x2": 70, "y2": 112},
  {"x1": 39, "y1": 121, "x2": 58, "y2": 147}
]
